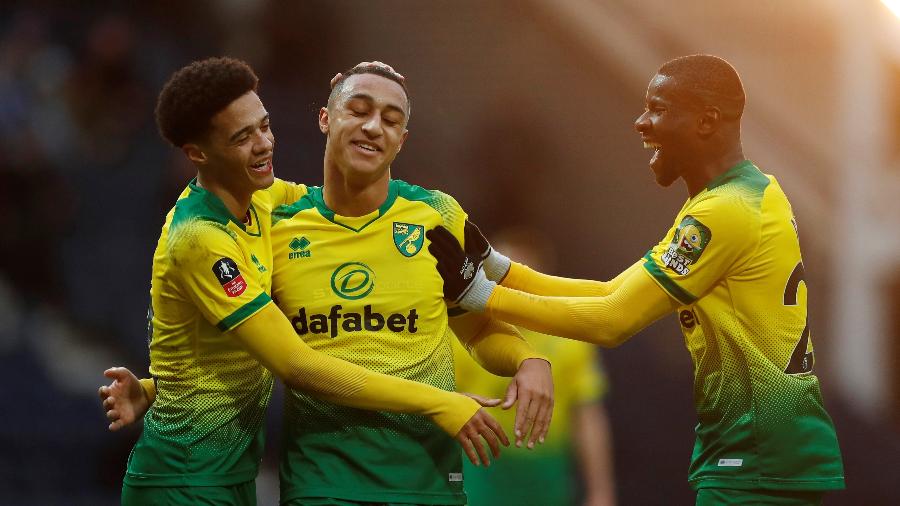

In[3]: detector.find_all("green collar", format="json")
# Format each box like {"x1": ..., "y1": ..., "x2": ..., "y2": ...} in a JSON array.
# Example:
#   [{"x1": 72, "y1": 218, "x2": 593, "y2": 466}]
[
  {"x1": 186, "y1": 178, "x2": 260, "y2": 235},
  {"x1": 308, "y1": 180, "x2": 400, "y2": 232},
  {"x1": 704, "y1": 159, "x2": 757, "y2": 191}
]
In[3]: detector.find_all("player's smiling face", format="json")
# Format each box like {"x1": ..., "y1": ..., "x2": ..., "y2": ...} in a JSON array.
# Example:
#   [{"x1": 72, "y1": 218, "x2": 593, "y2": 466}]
[
  {"x1": 200, "y1": 91, "x2": 275, "y2": 195},
  {"x1": 320, "y1": 73, "x2": 409, "y2": 184},
  {"x1": 634, "y1": 74, "x2": 696, "y2": 187}
]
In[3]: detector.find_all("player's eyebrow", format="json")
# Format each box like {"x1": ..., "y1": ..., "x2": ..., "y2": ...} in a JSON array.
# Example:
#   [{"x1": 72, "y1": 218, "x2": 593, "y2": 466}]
[
  {"x1": 348, "y1": 93, "x2": 407, "y2": 118},
  {"x1": 228, "y1": 113, "x2": 270, "y2": 143}
]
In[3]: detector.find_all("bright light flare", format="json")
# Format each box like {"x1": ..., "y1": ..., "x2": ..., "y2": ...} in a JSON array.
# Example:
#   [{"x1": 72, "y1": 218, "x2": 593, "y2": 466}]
[{"x1": 881, "y1": 0, "x2": 900, "y2": 19}]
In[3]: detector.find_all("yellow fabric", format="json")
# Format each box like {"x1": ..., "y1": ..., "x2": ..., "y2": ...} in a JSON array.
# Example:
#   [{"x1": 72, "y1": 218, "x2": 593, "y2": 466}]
[
  {"x1": 453, "y1": 328, "x2": 605, "y2": 447},
  {"x1": 449, "y1": 312, "x2": 547, "y2": 377},
  {"x1": 128, "y1": 177, "x2": 306, "y2": 486},
  {"x1": 503, "y1": 260, "x2": 643, "y2": 297},
  {"x1": 138, "y1": 378, "x2": 156, "y2": 404},
  {"x1": 232, "y1": 304, "x2": 480, "y2": 435},
  {"x1": 269, "y1": 180, "x2": 524, "y2": 503},
  {"x1": 269, "y1": 181, "x2": 537, "y2": 431},
  {"x1": 486, "y1": 266, "x2": 676, "y2": 347}
]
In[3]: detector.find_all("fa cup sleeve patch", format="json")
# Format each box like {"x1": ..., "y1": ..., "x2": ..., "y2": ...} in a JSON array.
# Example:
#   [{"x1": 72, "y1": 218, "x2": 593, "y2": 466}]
[
  {"x1": 662, "y1": 216, "x2": 712, "y2": 275},
  {"x1": 212, "y1": 257, "x2": 247, "y2": 297}
]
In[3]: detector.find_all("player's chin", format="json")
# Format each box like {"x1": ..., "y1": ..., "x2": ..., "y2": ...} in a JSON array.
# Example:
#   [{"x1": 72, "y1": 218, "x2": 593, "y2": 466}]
[{"x1": 651, "y1": 164, "x2": 679, "y2": 188}]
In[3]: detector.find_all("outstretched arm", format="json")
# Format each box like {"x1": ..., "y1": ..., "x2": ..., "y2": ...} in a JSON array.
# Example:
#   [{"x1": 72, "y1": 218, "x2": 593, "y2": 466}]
[
  {"x1": 450, "y1": 312, "x2": 554, "y2": 448},
  {"x1": 463, "y1": 219, "x2": 637, "y2": 297},
  {"x1": 502, "y1": 260, "x2": 642, "y2": 298},
  {"x1": 485, "y1": 268, "x2": 675, "y2": 347},
  {"x1": 232, "y1": 303, "x2": 507, "y2": 466},
  {"x1": 428, "y1": 224, "x2": 676, "y2": 347}
]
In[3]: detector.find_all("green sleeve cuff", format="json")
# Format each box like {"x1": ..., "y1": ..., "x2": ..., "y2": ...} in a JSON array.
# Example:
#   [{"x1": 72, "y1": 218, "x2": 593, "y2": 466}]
[
  {"x1": 641, "y1": 251, "x2": 697, "y2": 305},
  {"x1": 217, "y1": 292, "x2": 273, "y2": 331}
]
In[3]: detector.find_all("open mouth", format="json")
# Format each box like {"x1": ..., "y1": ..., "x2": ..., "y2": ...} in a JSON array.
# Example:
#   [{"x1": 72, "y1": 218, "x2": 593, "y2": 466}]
[
  {"x1": 643, "y1": 141, "x2": 661, "y2": 166},
  {"x1": 250, "y1": 160, "x2": 273, "y2": 173},
  {"x1": 352, "y1": 141, "x2": 381, "y2": 154}
]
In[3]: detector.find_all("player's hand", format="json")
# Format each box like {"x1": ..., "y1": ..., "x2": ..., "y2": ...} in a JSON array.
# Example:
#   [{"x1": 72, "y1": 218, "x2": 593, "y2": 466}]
[
  {"x1": 99, "y1": 367, "x2": 150, "y2": 431},
  {"x1": 464, "y1": 220, "x2": 511, "y2": 282},
  {"x1": 426, "y1": 225, "x2": 492, "y2": 309},
  {"x1": 462, "y1": 392, "x2": 502, "y2": 408},
  {"x1": 463, "y1": 220, "x2": 491, "y2": 262},
  {"x1": 455, "y1": 408, "x2": 509, "y2": 467},
  {"x1": 503, "y1": 358, "x2": 554, "y2": 449},
  {"x1": 330, "y1": 61, "x2": 406, "y2": 89}
]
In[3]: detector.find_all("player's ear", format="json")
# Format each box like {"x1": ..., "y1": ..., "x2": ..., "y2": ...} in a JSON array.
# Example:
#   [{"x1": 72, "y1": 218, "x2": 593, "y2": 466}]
[
  {"x1": 182, "y1": 143, "x2": 207, "y2": 165},
  {"x1": 396, "y1": 129, "x2": 409, "y2": 153},
  {"x1": 319, "y1": 107, "x2": 330, "y2": 134},
  {"x1": 698, "y1": 106, "x2": 720, "y2": 137}
]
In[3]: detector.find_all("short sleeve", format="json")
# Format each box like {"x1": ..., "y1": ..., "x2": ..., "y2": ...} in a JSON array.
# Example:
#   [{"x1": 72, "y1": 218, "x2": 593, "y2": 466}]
[
  {"x1": 642, "y1": 195, "x2": 758, "y2": 305},
  {"x1": 168, "y1": 220, "x2": 272, "y2": 331}
]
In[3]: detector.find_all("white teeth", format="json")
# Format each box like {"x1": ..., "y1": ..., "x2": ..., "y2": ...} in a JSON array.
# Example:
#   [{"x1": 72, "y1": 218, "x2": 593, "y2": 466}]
[
  {"x1": 252, "y1": 161, "x2": 268, "y2": 168},
  {"x1": 356, "y1": 142, "x2": 377, "y2": 152}
]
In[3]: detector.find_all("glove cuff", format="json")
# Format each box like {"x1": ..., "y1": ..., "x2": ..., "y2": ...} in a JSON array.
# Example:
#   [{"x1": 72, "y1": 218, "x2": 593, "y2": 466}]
[
  {"x1": 458, "y1": 269, "x2": 495, "y2": 313},
  {"x1": 483, "y1": 249, "x2": 511, "y2": 283}
]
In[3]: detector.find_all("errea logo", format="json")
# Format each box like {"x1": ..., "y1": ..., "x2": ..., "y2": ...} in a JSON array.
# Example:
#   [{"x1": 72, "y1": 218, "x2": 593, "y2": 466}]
[{"x1": 288, "y1": 236, "x2": 311, "y2": 259}]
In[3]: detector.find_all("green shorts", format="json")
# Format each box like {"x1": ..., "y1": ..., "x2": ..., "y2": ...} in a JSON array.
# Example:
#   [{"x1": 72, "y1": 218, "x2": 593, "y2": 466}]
[
  {"x1": 121, "y1": 480, "x2": 256, "y2": 506},
  {"x1": 695, "y1": 488, "x2": 824, "y2": 506}
]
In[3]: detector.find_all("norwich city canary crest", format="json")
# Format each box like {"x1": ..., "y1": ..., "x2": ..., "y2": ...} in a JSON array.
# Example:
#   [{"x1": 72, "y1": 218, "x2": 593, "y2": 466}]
[
  {"x1": 393, "y1": 222, "x2": 425, "y2": 257},
  {"x1": 662, "y1": 215, "x2": 711, "y2": 275}
]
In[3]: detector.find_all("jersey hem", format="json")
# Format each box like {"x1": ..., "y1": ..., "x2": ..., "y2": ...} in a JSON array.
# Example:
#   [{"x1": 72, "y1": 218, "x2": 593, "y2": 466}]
[
  {"x1": 281, "y1": 487, "x2": 467, "y2": 505},
  {"x1": 689, "y1": 475, "x2": 846, "y2": 492},
  {"x1": 123, "y1": 467, "x2": 258, "y2": 487}
]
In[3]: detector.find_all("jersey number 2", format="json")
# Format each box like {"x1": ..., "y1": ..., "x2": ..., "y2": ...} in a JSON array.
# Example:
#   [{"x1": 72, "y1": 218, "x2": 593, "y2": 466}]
[{"x1": 783, "y1": 261, "x2": 813, "y2": 374}]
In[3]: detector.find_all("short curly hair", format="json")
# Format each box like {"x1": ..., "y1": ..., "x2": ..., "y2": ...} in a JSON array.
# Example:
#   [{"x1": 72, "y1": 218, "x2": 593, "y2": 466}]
[{"x1": 155, "y1": 57, "x2": 259, "y2": 147}]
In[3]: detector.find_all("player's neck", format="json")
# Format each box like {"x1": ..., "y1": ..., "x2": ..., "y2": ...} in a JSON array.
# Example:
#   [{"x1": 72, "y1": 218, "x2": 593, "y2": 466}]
[
  {"x1": 683, "y1": 146, "x2": 745, "y2": 197},
  {"x1": 322, "y1": 163, "x2": 391, "y2": 217},
  {"x1": 196, "y1": 173, "x2": 253, "y2": 220}
]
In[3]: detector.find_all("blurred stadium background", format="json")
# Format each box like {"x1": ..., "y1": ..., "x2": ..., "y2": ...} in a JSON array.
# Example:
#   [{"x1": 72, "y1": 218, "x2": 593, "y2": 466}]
[{"x1": 1, "y1": 0, "x2": 899, "y2": 504}]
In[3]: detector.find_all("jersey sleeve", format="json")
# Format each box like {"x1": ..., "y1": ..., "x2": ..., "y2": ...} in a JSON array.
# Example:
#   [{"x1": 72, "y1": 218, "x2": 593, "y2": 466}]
[
  {"x1": 266, "y1": 178, "x2": 309, "y2": 207},
  {"x1": 642, "y1": 194, "x2": 759, "y2": 305},
  {"x1": 168, "y1": 220, "x2": 272, "y2": 331},
  {"x1": 432, "y1": 190, "x2": 468, "y2": 247}
]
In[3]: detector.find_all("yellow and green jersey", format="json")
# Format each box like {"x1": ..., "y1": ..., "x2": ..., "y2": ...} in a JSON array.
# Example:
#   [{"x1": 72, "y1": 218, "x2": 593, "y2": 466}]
[
  {"x1": 453, "y1": 331, "x2": 605, "y2": 506},
  {"x1": 125, "y1": 178, "x2": 305, "y2": 487},
  {"x1": 642, "y1": 161, "x2": 844, "y2": 491},
  {"x1": 270, "y1": 179, "x2": 469, "y2": 505}
]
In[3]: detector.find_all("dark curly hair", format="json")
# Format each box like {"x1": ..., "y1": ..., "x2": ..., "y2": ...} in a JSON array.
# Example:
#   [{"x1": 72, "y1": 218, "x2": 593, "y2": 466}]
[
  {"x1": 155, "y1": 57, "x2": 259, "y2": 147},
  {"x1": 328, "y1": 63, "x2": 410, "y2": 118}
]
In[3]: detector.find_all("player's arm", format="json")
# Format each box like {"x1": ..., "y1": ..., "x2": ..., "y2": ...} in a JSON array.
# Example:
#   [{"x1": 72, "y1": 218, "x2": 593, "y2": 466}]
[
  {"x1": 428, "y1": 225, "x2": 676, "y2": 347},
  {"x1": 574, "y1": 402, "x2": 617, "y2": 506},
  {"x1": 569, "y1": 346, "x2": 616, "y2": 506},
  {"x1": 449, "y1": 312, "x2": 554, "y2": 448},
  {"x1": 485, "y1": 270, "x2": 675, "y2": 347},
  {"x1": 233, "y1": 303, "x2": 508, "y2": 465},
  {"x1": 463, "y1": 220, "x2": 628, "y2": 297}
]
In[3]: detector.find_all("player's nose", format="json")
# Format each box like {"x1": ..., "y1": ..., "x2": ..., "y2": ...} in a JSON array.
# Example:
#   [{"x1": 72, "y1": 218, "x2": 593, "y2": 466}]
[{"x1": 634, "y1": 112, "x2": 650, "y2": 133}]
